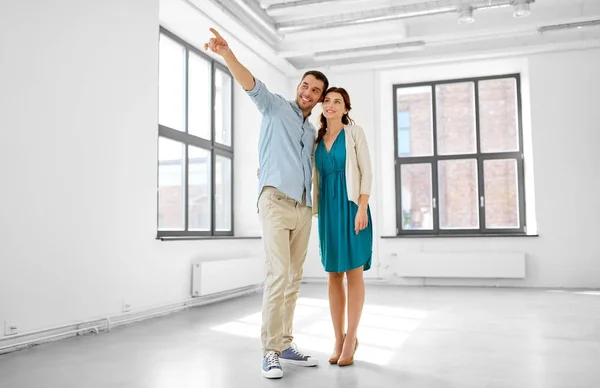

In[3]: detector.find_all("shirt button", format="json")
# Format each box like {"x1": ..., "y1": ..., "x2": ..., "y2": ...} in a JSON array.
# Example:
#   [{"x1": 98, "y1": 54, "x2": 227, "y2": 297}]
[{"x1": 300, "y1": 141, "x2": 304, "y2": 147}]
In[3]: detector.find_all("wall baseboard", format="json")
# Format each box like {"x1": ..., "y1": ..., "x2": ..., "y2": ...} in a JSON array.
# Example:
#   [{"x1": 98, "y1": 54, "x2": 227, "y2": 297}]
[{"x1": 0, "y1": 284, "x2": 262, "y2": 355}]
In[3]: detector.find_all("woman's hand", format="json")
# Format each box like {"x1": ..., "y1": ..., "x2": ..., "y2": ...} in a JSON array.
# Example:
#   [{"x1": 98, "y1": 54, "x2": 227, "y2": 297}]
[{"x1": 355, "y1": 207, "x2": 368, "y2": 234}]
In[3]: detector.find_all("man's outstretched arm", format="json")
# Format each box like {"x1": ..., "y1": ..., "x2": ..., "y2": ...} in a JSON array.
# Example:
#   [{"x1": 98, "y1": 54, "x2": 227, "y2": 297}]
[{"x1": 204, "y1": 28, "x2": 254, "y2": 91}]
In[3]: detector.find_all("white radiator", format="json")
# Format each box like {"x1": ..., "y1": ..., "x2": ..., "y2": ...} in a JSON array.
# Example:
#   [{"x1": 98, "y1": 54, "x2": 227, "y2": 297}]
[
  {"x1": 192, "y1": 257, "x2": 265, "y2": 297},
  {"x1": 393, "y1": 252, "x2": 526, "y2": 279}
]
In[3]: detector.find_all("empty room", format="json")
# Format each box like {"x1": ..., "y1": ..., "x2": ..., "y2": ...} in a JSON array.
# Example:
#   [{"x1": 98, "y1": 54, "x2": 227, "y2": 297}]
[{"x1": 1, "y1": 0, "x2": 600, "y2": 387}]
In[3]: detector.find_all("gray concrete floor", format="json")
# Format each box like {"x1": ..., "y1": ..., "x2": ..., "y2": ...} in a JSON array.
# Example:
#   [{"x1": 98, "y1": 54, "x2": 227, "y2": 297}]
[{"x1": 1, "y1": 284, "x2": 600, "y2": 388}]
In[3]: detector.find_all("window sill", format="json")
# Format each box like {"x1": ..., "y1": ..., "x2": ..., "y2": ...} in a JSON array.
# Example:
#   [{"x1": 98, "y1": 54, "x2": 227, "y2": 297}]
[
  {"x1": 157, "y1": 236, "x2": 261, "y2": 241},
  {"x1": 381, "y1": 233, "x2": 539, "y2": 239}
]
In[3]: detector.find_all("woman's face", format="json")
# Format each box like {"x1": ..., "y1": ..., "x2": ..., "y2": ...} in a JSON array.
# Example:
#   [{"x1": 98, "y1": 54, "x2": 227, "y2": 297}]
[{"x1": 322, "y1": 92, "x2": 347, "y2": 121}]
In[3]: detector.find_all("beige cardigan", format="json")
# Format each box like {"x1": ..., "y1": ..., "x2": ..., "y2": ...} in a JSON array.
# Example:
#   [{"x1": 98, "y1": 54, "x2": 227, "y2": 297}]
[{"x1": 311, "y1": 125, "x2": 372, "y2": 216}]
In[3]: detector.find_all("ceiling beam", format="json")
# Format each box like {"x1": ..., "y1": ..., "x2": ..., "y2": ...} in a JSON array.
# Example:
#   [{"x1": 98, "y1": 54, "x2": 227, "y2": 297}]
[{"x1": 276, "y1": 0, "x2": 535, "y2": 34}]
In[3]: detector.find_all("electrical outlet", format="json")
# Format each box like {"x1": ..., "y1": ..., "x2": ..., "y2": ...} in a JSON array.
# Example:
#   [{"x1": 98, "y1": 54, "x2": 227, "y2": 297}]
[
  {"x1": 122, "y1": 301, "x2": 132, "y2": 313},
  {"x1": 4, "y1": 321, "x2": 17, "y2": 336}
]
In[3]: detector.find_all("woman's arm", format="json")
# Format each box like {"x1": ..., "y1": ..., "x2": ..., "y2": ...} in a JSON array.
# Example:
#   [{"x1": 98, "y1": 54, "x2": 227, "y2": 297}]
[
  {"x1": 353, "y1": 126, "x2": 372, "y2": 233},
  {"x1": 354, "y1": 126, "x2": 373, "y2": 197},
  {"x1": 358, "y1": 194, "x2": 370, "y2": 211}
]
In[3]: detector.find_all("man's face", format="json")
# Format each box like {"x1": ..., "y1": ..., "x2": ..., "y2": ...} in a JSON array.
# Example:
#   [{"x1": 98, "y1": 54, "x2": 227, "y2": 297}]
[{"x1": 296, "y1": 75, "x2": 325, "y2": 113}]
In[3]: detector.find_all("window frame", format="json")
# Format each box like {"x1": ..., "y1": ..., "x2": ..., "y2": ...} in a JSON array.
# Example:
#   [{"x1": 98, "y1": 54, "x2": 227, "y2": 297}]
[
  {"x1": 393, "y1": 73, "x2": 527, "y2": 237},
  {"x1": 157, "y1": 27, "x2": 234, "y2": 238}
]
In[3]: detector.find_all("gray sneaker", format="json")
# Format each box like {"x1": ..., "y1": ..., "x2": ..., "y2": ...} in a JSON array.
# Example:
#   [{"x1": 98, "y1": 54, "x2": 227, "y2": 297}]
[
  {"x1": 262, "y1": 351, "x2": 283, "y2": 379},
  {"x1": 279, "y1": 343, "x2": 318, "y2": 367}
]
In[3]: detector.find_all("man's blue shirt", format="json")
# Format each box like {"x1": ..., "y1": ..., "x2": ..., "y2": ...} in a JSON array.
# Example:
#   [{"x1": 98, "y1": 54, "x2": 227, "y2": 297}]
[{"x1": 247, "y1": 78, "x2": 315, "y2": 206}]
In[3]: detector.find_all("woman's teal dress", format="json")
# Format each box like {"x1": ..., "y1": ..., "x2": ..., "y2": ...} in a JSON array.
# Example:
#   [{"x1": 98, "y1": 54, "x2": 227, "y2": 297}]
[{"x1": 315, "y1": 130, "x2": 372, "y2": 273}]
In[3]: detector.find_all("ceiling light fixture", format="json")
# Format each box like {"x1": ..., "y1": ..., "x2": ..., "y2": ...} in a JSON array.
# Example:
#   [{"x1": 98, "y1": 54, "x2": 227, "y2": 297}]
[
  {"x1": 458, "y1": 5, "x2": 475, "y2": 24},
  {"x1": 513, "y1": 0, "x2": 531, "y2": 18}
]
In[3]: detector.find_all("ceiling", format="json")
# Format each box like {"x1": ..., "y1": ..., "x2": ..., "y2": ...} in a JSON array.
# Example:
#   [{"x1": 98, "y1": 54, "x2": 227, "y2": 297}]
[{"x1": 195, "y1": 0, "x2": 600, "y2": 73}]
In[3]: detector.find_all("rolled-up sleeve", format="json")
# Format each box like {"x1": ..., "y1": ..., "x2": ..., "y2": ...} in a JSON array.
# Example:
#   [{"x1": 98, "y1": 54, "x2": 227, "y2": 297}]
[{"x1": 246, "y1": 78, "x2": 285, "y2": 115}]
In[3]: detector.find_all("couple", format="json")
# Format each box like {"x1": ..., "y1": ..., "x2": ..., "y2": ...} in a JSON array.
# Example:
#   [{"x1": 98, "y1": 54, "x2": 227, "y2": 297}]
[{"x1": 205, "y1": 28, "x2": 373, "y2": 379}]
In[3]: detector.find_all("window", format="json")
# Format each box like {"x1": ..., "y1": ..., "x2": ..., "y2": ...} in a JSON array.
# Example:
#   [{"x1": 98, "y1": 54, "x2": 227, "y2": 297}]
[
  {"x1": 157, "y1": 28, "x2": 234, "y2": 238},
  {"x1": 397, "y1": 111, "x2": 411, "y2": 156},
  {"x1": 393, "y1": 74, "x2": 526, "y2": 236}
]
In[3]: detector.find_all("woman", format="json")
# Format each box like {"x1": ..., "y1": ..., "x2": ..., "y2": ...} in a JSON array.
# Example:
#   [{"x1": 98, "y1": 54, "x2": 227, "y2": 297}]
[{"x1": 312, "y1": 87, "x2": 373, "y2": 367}]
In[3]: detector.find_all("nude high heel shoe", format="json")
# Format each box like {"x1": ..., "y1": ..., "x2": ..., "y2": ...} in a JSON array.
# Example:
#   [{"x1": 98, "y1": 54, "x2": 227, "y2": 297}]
[
  {"x1": 328, "y1": 334, "x2": 345, "y2": 364},
  {"x1": 337, "y1": 338, "x2": 358, "y2": 367}
]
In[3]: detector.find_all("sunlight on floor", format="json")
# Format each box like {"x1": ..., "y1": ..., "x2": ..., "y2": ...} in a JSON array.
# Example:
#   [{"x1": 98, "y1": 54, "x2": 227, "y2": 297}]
[
  {"x1": 547, "y1": 290, "x2": 600, "y2": 296},
  {"x1": 211, "y1": 321, "x2": 260, "y2": 338},
  {"x1": 236, "y1": 312, "x2": 260, "y2": 325},
  {"x1": 152, "y1": 361, "x2": 212, "y2": 388},
  {"x1": 210, "y1": 297, "x2": 429, "y2": 366},
  {"x1": 362, "y1": 304, "x2": 429, "y2": 320},
  {"x1": 294, "y1": 297, "x2": 330, "y2": 307},
  {"x1": 574, "y1": 291, "x2": 600, "y2": 296},
  {"x1": 291, "y1": 304, "x2": 326, "y2": 319}
]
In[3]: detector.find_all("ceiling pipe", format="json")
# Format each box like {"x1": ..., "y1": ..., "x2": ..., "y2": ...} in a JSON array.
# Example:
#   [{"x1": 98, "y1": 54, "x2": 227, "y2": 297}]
[
  {"x1": 263, "y1": 0, "x2": 372, "y2": 12},
  {"x1": 538, "y1": 19, "x2": 600, "y2": 33},
  {"x1": 196, "y1": 0, "x2": 284, "y2": 46},
  {"x1": 276, "y1": 0, "x2": 535, "y2": 34}
]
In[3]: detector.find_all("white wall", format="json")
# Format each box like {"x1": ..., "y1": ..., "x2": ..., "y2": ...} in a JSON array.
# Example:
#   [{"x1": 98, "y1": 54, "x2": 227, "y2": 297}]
[
  {"x1": 308, "y1": 48, "x2": 600, "y2": 288},
  {"x1": 0, "y1": 0, "x2": 285, "y2": 335}
]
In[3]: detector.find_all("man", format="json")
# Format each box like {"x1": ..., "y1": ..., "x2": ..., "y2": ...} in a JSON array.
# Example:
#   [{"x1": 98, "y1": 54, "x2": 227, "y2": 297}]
[{"x1": 204, "y1": 28, "x2": 329, "y2": 379}]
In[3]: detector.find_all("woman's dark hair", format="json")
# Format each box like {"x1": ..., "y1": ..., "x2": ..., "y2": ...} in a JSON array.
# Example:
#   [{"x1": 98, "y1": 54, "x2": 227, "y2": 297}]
[{"x1": 316, "y1": 87, "x2": 354, "y2": 144}]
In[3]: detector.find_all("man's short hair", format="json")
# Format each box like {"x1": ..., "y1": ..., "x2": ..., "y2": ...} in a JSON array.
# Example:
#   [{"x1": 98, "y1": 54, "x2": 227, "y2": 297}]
[{"x1": 301, "y1": 70, "x2": 329, "y2": 97}]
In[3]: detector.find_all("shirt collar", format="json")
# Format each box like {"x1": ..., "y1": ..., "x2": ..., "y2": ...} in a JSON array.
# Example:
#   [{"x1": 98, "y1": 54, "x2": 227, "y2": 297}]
[{"x1": 290, "y1": 100, "x2": 311, "y2": 120}]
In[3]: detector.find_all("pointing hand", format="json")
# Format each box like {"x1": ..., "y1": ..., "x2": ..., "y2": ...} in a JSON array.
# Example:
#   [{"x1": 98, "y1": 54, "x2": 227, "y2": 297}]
[{"x1": 204, "y1": 28, "x2": 230, "y2": 56}]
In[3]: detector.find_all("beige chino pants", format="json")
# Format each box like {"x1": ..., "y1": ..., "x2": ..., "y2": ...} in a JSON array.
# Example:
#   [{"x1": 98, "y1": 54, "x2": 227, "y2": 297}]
[{"x1": 258, "y1": 186, "x2": 312, "y2": 355}]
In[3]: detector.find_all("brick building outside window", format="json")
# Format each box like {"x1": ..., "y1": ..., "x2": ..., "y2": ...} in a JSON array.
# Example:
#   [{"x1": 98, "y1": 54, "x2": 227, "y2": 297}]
[{"x1": 393, "y1": 74, "x2": 526, "y2": 236}]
